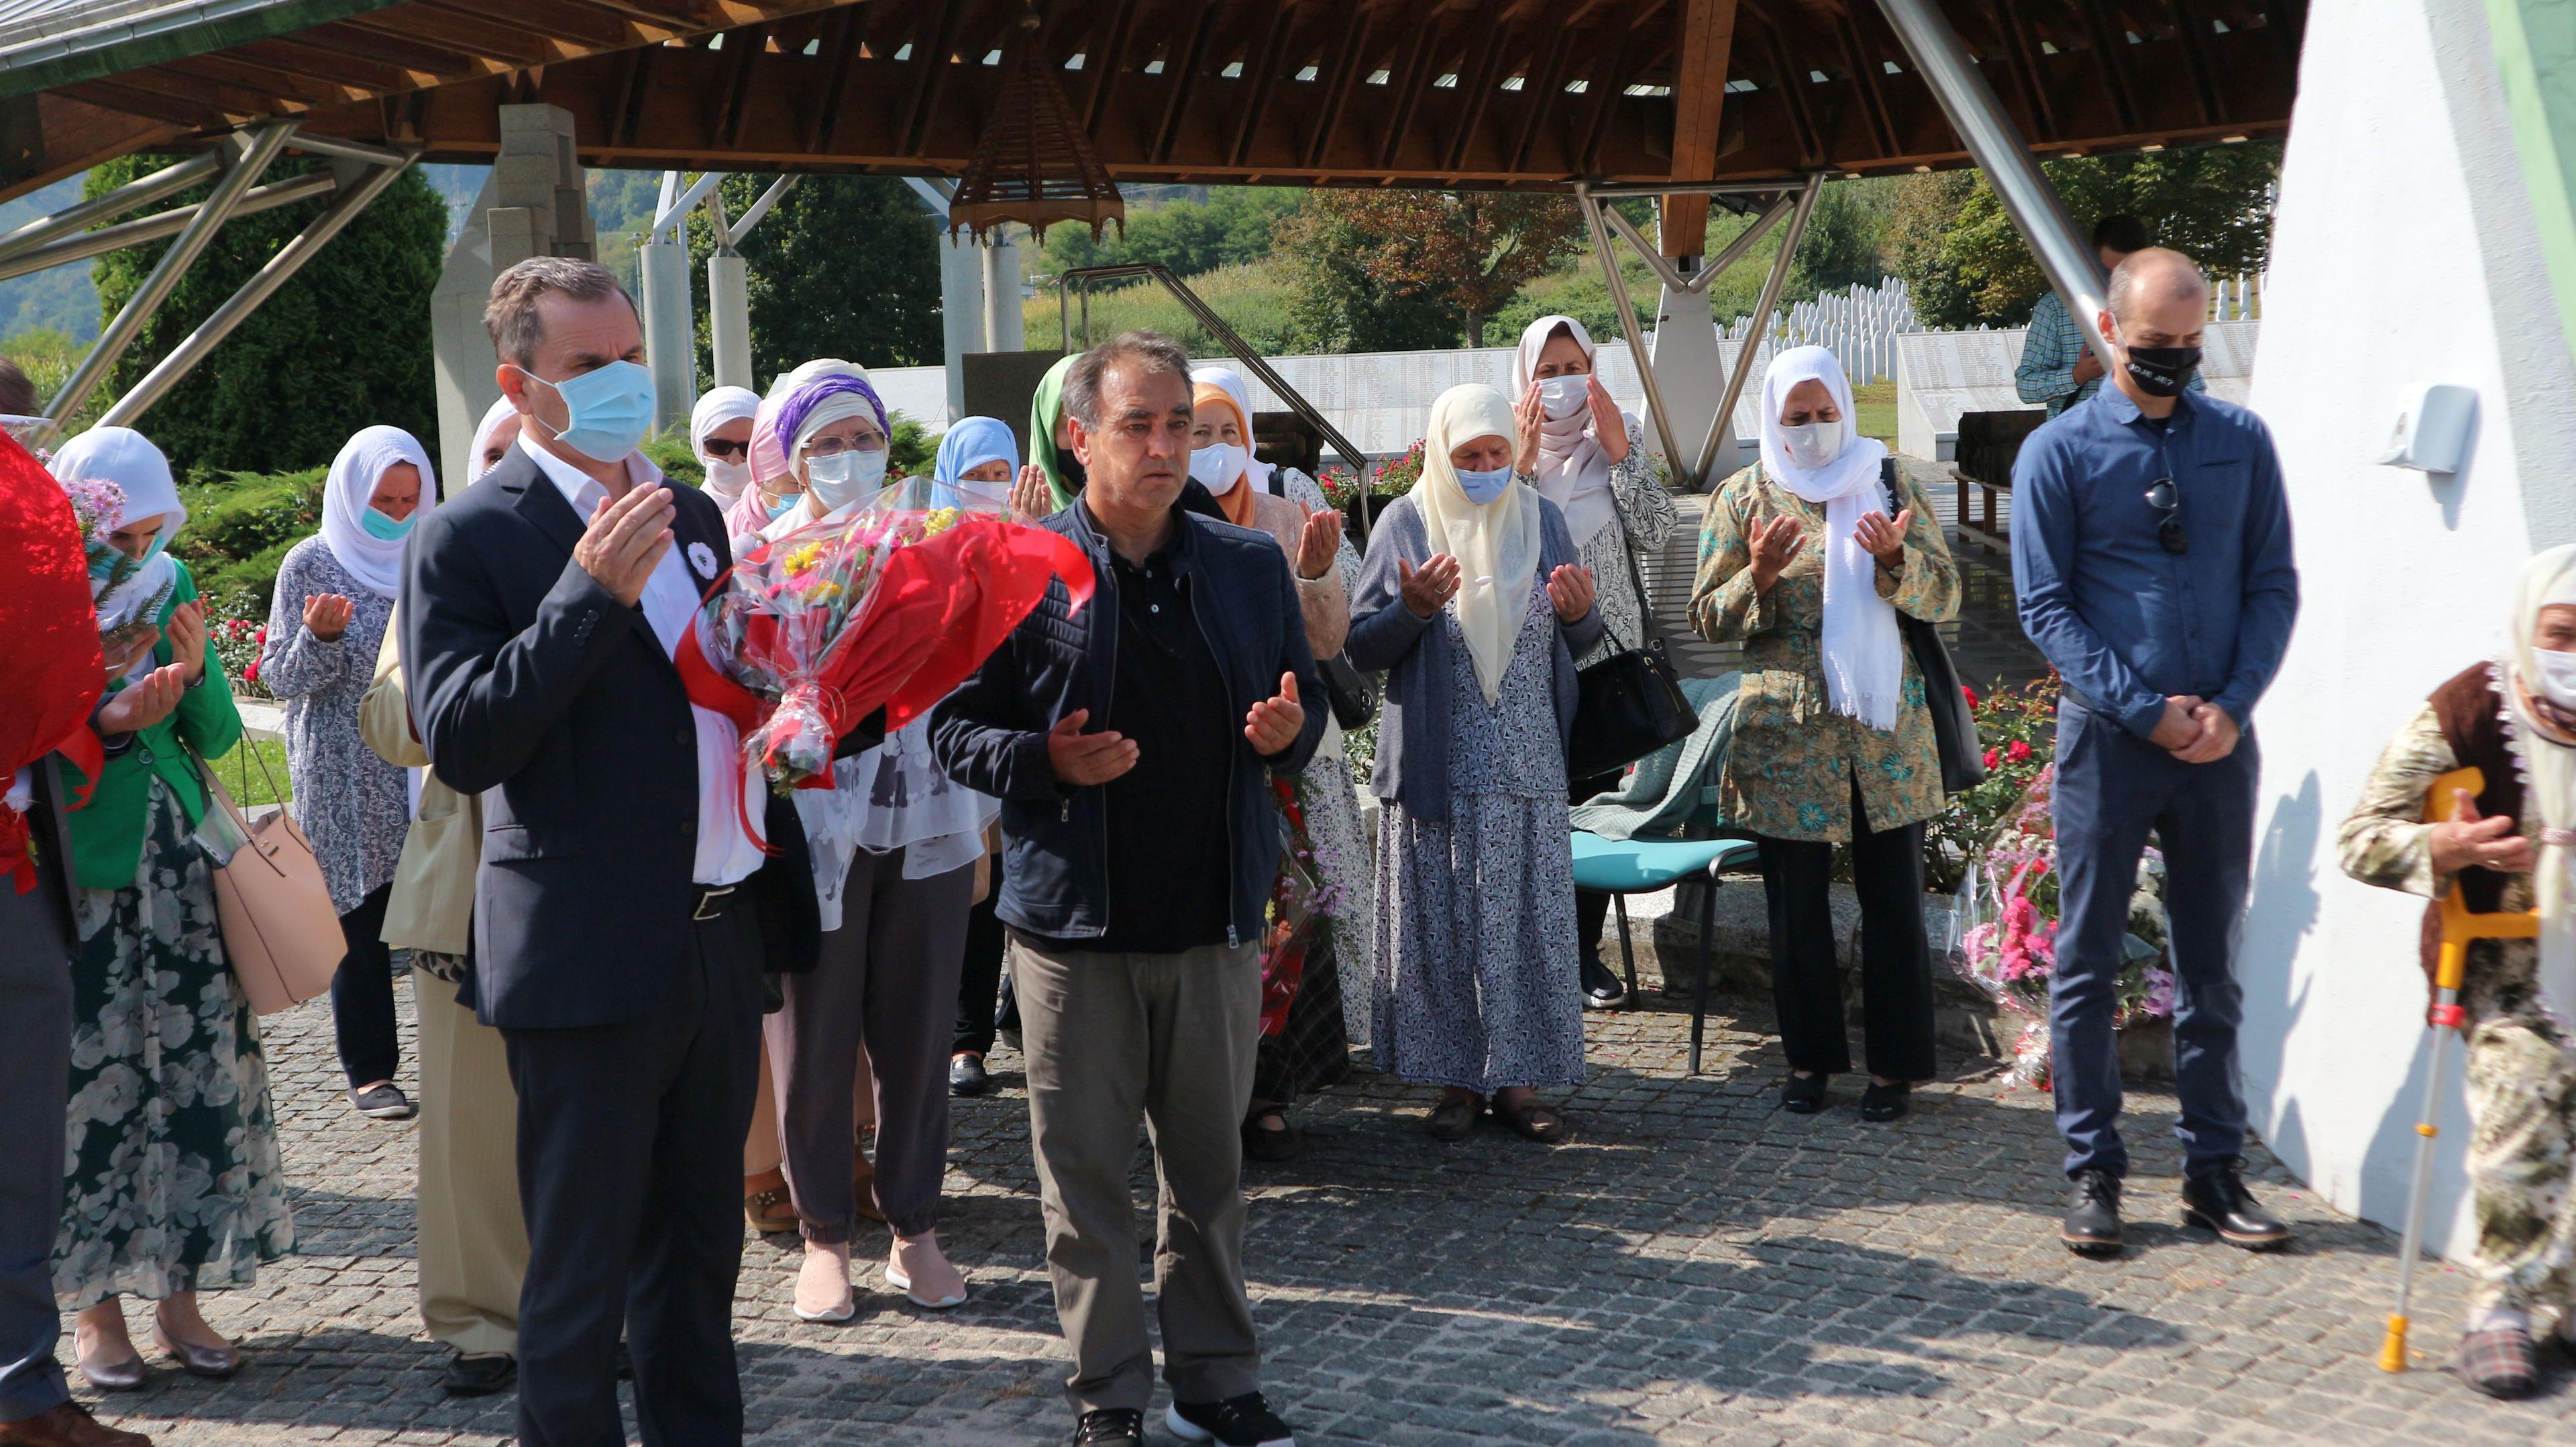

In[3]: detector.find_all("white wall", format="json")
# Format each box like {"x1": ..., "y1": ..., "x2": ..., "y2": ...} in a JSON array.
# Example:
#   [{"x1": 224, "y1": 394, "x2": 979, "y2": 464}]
[{"x1": 2241, "y1": 0, "x2": 2576, "y2": 1261}]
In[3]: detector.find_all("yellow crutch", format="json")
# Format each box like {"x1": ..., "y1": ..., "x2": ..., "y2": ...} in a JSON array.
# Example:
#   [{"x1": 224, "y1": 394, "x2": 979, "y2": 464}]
[{"x1": 2378, "y1": 767, "x2": 2542, "y2": 1373}]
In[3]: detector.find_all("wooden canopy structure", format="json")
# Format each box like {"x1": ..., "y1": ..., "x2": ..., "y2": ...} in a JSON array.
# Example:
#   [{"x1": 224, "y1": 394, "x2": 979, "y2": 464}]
[{"x1": 4, "y1": 0, "x2": 2300, "y2": 245}]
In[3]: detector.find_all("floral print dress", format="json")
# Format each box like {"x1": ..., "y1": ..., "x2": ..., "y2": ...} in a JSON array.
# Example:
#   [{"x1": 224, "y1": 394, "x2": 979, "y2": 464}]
[
  {"x1": 56, "y1": 776, "x2": 294, "y2": 1308},
  {"x1": 260, "y1": 537, "x2": 407, "y2": 914},
  {"x1": 2339, "y1": 686, "x2": 2576, "y2": 1318},
  {"x1": 1373, "y1": 586, "x2": 1587, "y2": 1094},
  {"x1": 1552, "y1": 415, "x2": 1678, "y2": 667},
  {"x1": 1688, "y1": 462, "x2": 1961, "y2": 841}
]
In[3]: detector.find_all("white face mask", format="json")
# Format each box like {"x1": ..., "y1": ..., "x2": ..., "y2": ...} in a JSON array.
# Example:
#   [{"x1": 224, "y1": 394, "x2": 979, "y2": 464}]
[
  {"x1": 1779, "y1": 419, "x2": 1847, "y2": 470},
  {"x1": 1189, "y1": 441, "x2": 1248, "y2": 494},
  {"x1": 805, "y1": 448, "x2": 888, "y2": 512},
  {"x1": 2534, "y1": 647, "x2": 2576, "y2": 709},
  {"x1": 701, "y1": 458, "x2": 752, "y2": 498},
  {"x1": 1536, "y1": 374, "x2": 1589, "y2": 421}
]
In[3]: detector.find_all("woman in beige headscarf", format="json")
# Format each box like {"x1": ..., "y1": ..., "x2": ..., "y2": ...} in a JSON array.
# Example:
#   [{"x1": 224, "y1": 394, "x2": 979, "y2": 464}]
[
  {"x1": 2339, "y1": 543, "x2": 2576, "y2": 1399},
  {"x1": 1186, "y1": 374, "x2": 1354, "y2": 1161},
  {"x1": 1346, "y1": 383, "x2": 1603, "y2": 1145}
]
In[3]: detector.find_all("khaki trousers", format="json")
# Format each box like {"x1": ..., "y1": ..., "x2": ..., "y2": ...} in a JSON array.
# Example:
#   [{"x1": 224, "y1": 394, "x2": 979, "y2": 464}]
[
  {"x1": 411, "y1": 966, "x2": 529, "y2": 1358},
  {"x1": 1012, "y1": 936, "x2": 1264, "y2": 1415}
]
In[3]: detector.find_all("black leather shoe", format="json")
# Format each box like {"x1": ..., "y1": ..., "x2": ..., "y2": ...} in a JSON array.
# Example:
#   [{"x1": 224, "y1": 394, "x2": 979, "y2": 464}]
[
  {"x1": 1167, "y1": 1391, "x2": 1296, "y2": 1446},
  {"x1": 2181, "y1": 1163, "x2": 2293, "y2": 1250},
  {"x1": 1780, "y1": 1073, "x2": 1827, "y2": 1114},
  {"x1": 949, "y1": 1053, "x2": 989, "y2": 1097},
  {"x1": 1579, "y1": 954, "x2": 1627, "y2": 1010},
  {"x1": 441, "y1": 1350, "x2": 516, "y2": 1398},
  {"x1": 1242, "y1": 1112, "x2": 1303, "y2": 1163},
  {"x1": 1069, "y1": 1408, "x2": 1146, "y2": 1446},
  {"x1": 2063, "y1": 1167, "x2": 2124, "y2": 1257},
  {"x1": 1858, "y1": 1081, "x2": 1910, "y2": 1122}
]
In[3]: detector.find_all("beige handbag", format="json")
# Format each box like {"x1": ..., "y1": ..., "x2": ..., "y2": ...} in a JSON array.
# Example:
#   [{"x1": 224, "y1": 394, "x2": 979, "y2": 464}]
[{"x1": 192, "y1": 749, "x2": 344, "y2": 1016}]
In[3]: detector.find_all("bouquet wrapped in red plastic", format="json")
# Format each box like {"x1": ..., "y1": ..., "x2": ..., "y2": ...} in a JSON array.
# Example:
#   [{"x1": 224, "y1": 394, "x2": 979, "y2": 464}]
[
  {"x1": 680, "y1": 479, "x2": 1094, "y2": 806},
  {"x1": 0, "y1": 431, "x2": 105, "y2": 891}
]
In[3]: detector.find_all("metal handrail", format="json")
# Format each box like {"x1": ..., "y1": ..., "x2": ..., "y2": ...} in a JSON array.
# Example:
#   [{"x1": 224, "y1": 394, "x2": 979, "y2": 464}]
[{"x1": 1053, "y1": 262, "x2": 1373, "y2": 538}]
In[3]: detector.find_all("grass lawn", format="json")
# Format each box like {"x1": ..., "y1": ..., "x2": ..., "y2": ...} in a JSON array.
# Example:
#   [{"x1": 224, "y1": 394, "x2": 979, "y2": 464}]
[
  {"x1": 211, "y1": 738, "x2": 292, "y2": 808},
  {"x1": 1852, "y1": 380, "x2": 1898, "y2": 443}
]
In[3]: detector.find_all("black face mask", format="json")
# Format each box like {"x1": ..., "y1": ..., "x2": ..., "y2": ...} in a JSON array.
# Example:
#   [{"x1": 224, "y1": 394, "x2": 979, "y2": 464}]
[
  {"x1": 2121, "y1": 344, "x2": 2202, "y2": 398},
  {"x1": 1056, "y1": 447, "x2": 1086, "y2": 493}
]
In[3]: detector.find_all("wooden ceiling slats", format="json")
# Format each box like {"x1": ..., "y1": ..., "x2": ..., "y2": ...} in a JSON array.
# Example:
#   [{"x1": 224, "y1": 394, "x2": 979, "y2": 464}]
[{"x1": 19, "y1": 0, "x2": 2292, "y2": 202}]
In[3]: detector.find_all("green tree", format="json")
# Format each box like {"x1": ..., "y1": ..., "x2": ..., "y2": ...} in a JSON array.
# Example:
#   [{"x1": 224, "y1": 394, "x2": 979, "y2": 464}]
[
  {"x1": 1034, "y1": 187, "x2": 1301, "y2": 280},
  {"x1": 1888, "y1": 144, "x2": 2281, "y2": 327},
  {"x1": 87, "y1": 155, "x2": 446, "y2": 478},
  {"x1": 1792, "y1": 178, "x2": 1898, "y2": 295},
  {"x1": 1279, "y1": 189, "x2": 1584, "y2": 350},
  {"x1": 684, "y1": 174, "x2": 943, "y2": 390}
]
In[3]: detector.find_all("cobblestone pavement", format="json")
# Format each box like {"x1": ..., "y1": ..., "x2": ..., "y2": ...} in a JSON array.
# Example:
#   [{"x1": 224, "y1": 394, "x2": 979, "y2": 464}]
[{"x1": 56, "y1": 971, "x2": 2571, "y2": 1447}]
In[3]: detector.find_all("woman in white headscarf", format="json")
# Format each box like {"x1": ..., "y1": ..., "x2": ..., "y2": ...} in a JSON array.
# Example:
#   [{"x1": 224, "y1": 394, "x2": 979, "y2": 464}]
[
  {"x1": 1688, "y1": 345, "x2": 1960, "y2": 1124},
  {"x1": 260, "y1": 425, "x2": 437, "y2": 1124},
  {"x1": 1348, "y1": 383, "x2": 1604, "y2": 1145},
  {"x1": 2338, "y1": 545, "x2": 2576, "y2": 1398},
  {"x1": 470, "y1": 394, "x2": 521, "y2": 482},
  {"x1": 1511, "y1": 316, "x2": 1680, "y2": 1011},
  {"x1": 49, "y1": 427, "x2": 291, "y2": 1391},
  {"x1": 690, "y1": 384, "x2": 761, "y2": 506}
]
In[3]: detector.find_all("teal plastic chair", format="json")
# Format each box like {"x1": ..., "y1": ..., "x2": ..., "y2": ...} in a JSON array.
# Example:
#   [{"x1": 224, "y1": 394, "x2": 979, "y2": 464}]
[{"x1": 1570, "y1": 832, "x2": 1764, "y2": 1075}]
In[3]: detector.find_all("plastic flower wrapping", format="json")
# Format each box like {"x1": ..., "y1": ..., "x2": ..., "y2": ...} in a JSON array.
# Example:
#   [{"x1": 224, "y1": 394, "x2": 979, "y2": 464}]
[
  {"x1": 678, "y1": 478, "x2": 1094, "y2": 830},
  {"x1": 1949, "y1": 763, "x2": 2176, "y2": 1090},
  {"x1": 1259, "y1": 778, "x2": 1328, "y2": 1038},
  {"x1": 0, "y1": 432, "x2": 105, "y2": 890}
]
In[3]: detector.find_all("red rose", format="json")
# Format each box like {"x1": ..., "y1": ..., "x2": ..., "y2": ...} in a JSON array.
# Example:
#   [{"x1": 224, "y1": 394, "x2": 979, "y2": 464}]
[
  {"x1": 255, "y1": 627, "x2": 268, "y2": 643},
  {"x1": 1982, "y1": 748, "x2": 1999, "y2": 770},
  {"x1": 1961, "y1": 685, "x2": 1980, "y2": 710},
  {"x1": 244, "y1": 658, "x2": 260, "y2": 683},
  {"x1": 2007, "y1": 739, "x2": 2033, "y2": 763}
]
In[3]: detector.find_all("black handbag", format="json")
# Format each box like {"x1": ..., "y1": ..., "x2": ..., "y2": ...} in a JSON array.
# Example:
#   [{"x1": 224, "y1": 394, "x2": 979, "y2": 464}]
[
  {"x1": 1568, "y1": 525, "x2": 1698, "y2": 782},
  {"x1": 1318, "y1": 650, "x2": 1379, "y2": 731},
  {"x1": 1879, "y1": 460, "x2": 1986, "y2": 795}
]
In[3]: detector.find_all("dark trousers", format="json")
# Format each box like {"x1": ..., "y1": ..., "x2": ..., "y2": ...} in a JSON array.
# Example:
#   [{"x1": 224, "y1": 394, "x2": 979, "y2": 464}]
[
  {"x1": 769, "y1": 847, "x2": 972, "y2": 1241},
  {"x1": 0, "y1": 847, "x2": 72, "y2": 1422},
  {"x1": 503, "y1": 894, "x2": 765, "y2": 1447},
  {"x1": 331, "y1": 881, "x2": 398, "y2": 1090},
  {"x1": 1757, "y1": 774, "x2": 1936, "y2": 1081},
  {"x1": 2049, "y1": 700, "x2": 2256, "y2": 1180},
  {"x1": 951, "y1": 881, "x2": 1010, "y2": 1057},
  {"x1": 1570, "y1": 771, "x2": 1619, "y2": 971}
]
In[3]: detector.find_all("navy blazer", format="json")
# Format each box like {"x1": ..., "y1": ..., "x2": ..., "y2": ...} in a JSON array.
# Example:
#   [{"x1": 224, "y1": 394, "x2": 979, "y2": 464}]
[
  {"x1": 400, "y1": 446, "x2": 822, "y2": 1030},
  {"x1": 930, "y1": 487, "x2": 1326, "y2": 947}
]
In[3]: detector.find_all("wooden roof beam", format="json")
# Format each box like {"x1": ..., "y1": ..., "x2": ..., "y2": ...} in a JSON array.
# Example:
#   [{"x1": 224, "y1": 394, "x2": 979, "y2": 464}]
[
  {"x1": 1152, "y1": 2, "x2": 1222, "y2": 164},
  {"x1": 1662, "y1": 0, "x2": 1739, "y2": 254},
  {"x1": 1226, "y1": 0, "x2": 1293, "y2": 168}
]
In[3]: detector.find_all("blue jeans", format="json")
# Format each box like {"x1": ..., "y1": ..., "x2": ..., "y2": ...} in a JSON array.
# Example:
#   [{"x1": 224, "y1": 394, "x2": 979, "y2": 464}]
[{"x1": 2047, "y1": 698, "x2": 2257, "y2": 1181}]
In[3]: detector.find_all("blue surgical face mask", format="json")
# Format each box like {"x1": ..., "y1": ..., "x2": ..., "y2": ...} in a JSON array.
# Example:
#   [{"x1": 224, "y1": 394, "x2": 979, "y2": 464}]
[
  {"x1": 805, "y1": 447, "x2": 888, "y2": 512},
  {"x1": 361, "y1": 506, "x2": 413, "y2": 541},
  {"x1": 515, "y1": 360, "x2": 656, "y2": 463},
  {"x1": 1454, "y1": 465, "x2": 1514, "y2": 505},
  {"x1": 762, "y1": 489, "x2": 798, "y2": 521}
]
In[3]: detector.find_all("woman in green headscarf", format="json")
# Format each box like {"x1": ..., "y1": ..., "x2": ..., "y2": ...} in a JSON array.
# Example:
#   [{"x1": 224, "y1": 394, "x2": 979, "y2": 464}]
[{"x1": 1026, "y1": 353, "x2": 1084, "y2": 511}]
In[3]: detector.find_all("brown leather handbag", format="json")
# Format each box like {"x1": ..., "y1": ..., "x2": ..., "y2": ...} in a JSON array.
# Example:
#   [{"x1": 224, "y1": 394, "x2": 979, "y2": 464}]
[{"x1": 191, "y1": 747, "x2": 343, "y2": 1016}]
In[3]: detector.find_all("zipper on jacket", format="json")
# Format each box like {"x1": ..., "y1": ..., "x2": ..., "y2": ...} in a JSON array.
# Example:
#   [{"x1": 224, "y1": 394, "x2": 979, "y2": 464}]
[{"x1": 1181, "y1": 566, "x2": 1242, "y2": 951}]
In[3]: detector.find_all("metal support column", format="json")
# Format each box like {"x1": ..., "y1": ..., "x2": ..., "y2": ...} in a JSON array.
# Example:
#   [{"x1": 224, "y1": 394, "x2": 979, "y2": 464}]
[
  {"x1": 99, "y1": 154, "x2": 419, "y2": 430},
  {"x1": 907, "y1": 177, "x2": 983, "y2": 425},
  {"x1": 1575, "y1": 183, "x2": 1689, "y2": 477},
  {"x1": 0, "y1": 152, "x2": 219, "y2": 264},
  {"x1": 1872, "y1": 0, "x2": 2117, "y2": 372},
  {"x1": 42, "y1": 122, "x2": 296, "y2": 439},
  {"x1": 0, "y1": 172, "x2": 337, "y2": 284},
  {"x1": 1696, "y1": 175, "x2": 1823, "y2": 484}
]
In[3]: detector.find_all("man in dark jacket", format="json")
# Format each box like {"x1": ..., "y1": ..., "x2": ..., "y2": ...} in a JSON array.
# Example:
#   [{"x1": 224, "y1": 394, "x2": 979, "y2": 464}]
[{"x1": 932, "y1": 331, "x2": 1322, "y2": 1447}]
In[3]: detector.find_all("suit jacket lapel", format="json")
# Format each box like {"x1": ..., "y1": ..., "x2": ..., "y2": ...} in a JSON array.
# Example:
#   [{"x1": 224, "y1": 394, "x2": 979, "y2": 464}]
[{"x1": 504, "y1": 450, "x2": 589, "y2": 562}]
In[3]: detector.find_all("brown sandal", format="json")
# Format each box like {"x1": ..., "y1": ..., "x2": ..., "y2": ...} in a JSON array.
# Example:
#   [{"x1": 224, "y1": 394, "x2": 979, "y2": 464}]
[
  {"x1": 744, "y1": 1169, "x2": 799, "y2": 1234},
  {"x1": 1490, "y1": 1096, "x2": 1570, "y2": 1144},
  {"x1": 1424, "y1": 1095, "x2": 1480, "y2": 1141}
]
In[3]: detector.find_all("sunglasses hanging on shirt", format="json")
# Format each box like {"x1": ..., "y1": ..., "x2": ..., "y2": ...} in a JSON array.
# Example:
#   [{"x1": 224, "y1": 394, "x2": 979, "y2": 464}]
[{"x1": 2145, "y1": 477, "x2": 2187, "y2": 555}]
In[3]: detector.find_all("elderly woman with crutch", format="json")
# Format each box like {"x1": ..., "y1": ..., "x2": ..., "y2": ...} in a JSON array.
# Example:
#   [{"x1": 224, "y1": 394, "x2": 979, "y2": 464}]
[{"x1": 2339, "y1": 542, "x2": 2576, "y2": 1399}]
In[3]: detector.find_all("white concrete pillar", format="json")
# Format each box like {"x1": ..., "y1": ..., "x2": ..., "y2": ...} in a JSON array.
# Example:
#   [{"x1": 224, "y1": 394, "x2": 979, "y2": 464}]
[
  {"x1": 934, "y1": 232, "x2": 984, "y2": 424},
  {"x1": 637, "y1": 235, "x2": 694, "y2": 435},
  {"x1": 1648, "y1": 270, "x2": 1733, "y2": 475},
  {"x1": 981, "y1": 227, "x2": 1024, "y2": 354},
  {"x1": 431, "y1": 103, "x2": 594, "y2": 490},
  {"x1": 708, "y1": 250, "x2": 751, "y2": 390}
]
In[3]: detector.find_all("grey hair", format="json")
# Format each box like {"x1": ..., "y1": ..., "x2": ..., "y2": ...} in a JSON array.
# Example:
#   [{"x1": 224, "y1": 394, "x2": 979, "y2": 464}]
[
  {"x1": 2104, "y1": 248, "x2": 2208, "y2": 323},
  {"x1": 1063, "y1": 329, "x2": 1193, "y2": 427},
  {"x1": 484, "y1": 257, "x2": 634, "y2": 366}
]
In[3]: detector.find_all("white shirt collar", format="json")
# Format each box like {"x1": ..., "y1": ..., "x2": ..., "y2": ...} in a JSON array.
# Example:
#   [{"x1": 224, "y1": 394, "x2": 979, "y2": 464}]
[{"x1": 517, "y1": 433, "x2": 661, "y2": 515}]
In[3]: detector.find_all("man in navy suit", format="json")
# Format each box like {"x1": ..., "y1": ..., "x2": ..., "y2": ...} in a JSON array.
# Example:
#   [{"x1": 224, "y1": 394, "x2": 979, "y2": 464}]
[{"x1": 402, "y1": 258, "x2": 771, "y2": 1447}]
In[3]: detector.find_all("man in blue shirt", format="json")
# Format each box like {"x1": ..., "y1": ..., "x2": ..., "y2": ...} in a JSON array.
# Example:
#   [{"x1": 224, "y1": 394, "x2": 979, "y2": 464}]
[{"x1": 2011, "y1": 249, "x2": 2299, "y2": 1260}]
